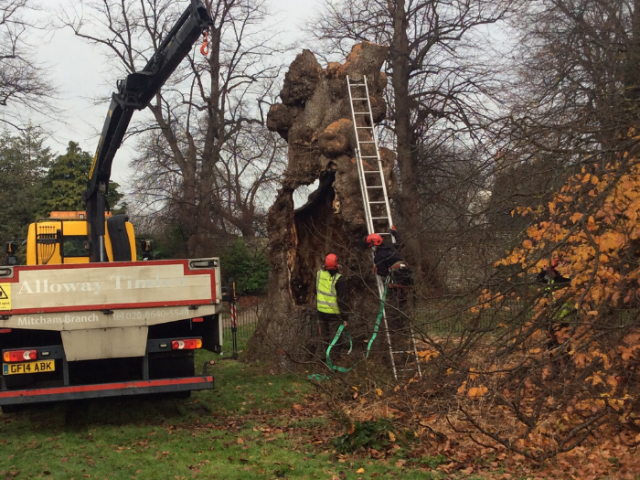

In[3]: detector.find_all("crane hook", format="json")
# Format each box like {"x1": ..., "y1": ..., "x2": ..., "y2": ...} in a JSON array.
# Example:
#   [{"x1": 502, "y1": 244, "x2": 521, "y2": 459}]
[{"x1": 200, "y1": 30, "x2": 209, "y2": 56}]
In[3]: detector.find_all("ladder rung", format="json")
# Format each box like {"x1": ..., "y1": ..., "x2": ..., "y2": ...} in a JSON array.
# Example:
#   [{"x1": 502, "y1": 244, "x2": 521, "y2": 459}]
[
  {"x1": 349, "y1": 83, "x2": 366, "y2": 87},
  {"x1": 366, "y1": 186, "x2": 383, "y2": 189},
  {"x1": 353, "y1": 112, "x2": 370, "y2": 114},
  {"x1": 363, "y1": 170, "x2": 379, "y2": 173},
  {"x1": 369, "y1": 201, "x2": 386, "y2": 204},
  {"x1": 371, "y1": 217, "x2": 390, "y2": 220},
  {"x1": 351, "y1": 97, "x2": 368, "y2": 100},
  {"x1": 361, "y1": 156, "x2": 378, "y2": 158},
  {"x1": 359, "y1": 141, "x2": 375, "y2": 143},
  {"x1": 356, "y1": 126, "x2": 373, "y2": 129}
]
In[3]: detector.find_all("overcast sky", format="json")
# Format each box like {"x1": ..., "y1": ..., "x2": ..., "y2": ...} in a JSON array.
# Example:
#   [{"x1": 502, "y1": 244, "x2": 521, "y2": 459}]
[{"x1": 21, "y1": 0, "x2": 322, "y2": 189}]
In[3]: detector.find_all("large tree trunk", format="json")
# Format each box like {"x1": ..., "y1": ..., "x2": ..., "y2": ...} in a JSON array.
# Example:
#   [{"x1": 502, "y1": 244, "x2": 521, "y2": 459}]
[
  {"x1": 389, "y1": 0, "x2": 422, "y2": 277},
  {"x1": 247, "y1": 43, "x2": 395, "y2": 369},
  {"x1": 388, "y1": 0, "x2": 441, "y2": 291}
]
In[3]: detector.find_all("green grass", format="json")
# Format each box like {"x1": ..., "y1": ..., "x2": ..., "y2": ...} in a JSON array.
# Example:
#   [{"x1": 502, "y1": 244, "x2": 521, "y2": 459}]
[{"x1": 0, "y1": 346, "x2": 439, "y2": 480}]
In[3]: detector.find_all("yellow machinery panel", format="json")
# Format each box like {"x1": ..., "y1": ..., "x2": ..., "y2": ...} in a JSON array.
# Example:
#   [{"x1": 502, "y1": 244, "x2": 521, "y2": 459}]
[{"x1": 26, "y1": 213, "x2": 137, "y2": 266}]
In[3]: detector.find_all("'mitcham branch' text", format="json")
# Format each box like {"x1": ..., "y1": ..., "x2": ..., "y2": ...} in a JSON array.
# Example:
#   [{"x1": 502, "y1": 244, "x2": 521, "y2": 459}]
[{"x1": 18, "y1": 314, "x2": 99, "y2": 326}]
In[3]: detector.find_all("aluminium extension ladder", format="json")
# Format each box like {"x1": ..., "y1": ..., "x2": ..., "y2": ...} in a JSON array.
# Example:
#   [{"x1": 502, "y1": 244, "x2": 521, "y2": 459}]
[{"x1": 346, "y1": 75, "x2": 422, "y2": 381}]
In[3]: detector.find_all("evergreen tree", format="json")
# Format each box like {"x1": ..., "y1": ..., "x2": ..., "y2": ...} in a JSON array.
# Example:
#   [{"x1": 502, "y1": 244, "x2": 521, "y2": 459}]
[
  {"x1": 0, "y1": 128, "x2": 52, "y2": 246},
  {"x1": 220, "y1": 239, "x2": 269, "y2": 295},
  {"x1": 39, "y1": 142, "x2": 124, "y2": 216}
]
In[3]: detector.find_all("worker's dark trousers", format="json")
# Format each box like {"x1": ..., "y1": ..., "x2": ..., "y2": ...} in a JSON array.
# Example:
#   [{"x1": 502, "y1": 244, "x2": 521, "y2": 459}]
[{"x1": 317, "y1": 311, "x2": 348, "y2": 357}]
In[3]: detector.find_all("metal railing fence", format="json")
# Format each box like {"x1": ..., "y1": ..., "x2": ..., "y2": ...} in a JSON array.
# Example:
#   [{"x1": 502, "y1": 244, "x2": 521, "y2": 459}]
[{"x1": 219, "y1": 305, "x2": 260, "y2": 350}]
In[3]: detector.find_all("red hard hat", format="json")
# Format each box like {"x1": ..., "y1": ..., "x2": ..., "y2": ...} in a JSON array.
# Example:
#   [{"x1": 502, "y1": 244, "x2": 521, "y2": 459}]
[
  {"x1": 324, "y1": 253, "x2": 339, "y2": 270},
  {"x1": 365, "y1": 233, "x2": 383, "y2": 248}
]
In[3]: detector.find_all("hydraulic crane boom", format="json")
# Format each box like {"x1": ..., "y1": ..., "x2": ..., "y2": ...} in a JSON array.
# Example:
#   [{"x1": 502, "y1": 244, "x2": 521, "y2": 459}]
[{"x1": 84, "y1": 0, "x2": 213, "y2": 262}]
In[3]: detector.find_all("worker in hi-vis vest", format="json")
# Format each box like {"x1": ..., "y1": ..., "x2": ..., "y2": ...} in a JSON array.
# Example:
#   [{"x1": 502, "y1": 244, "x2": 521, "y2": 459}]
[{"x1": 316, "y1": 253, "x2": 349, "y2": 354}]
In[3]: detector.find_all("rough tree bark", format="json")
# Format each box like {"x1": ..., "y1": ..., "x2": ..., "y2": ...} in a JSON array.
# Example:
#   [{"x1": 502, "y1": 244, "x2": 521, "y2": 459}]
[
  {"x1": 246, "y1": 43, "x2": 396, "y2": 369},
  {"x1": 388, "y1": 0, "x2": 423, "y2": 279}
]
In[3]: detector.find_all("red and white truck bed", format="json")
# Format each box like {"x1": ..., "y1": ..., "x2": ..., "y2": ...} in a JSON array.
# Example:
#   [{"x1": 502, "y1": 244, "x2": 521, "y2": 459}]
[{"x1": 0, "y1": 258, "x2": 223, "y2": 406}]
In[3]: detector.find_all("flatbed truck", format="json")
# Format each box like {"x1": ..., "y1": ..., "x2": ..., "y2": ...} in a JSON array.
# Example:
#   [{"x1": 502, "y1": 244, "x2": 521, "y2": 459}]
[
  {"x1": 0, "y1": 0, "x2": 222, "y2": 407},
  {"x1": 0, "y1": 258, "x2": 222, "y2": 405}
]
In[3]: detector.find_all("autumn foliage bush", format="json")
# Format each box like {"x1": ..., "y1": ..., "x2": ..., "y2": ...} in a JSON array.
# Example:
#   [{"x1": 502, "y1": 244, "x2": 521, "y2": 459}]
[{"x1": 414, "y1": 155, "x2": 640, "y2": 463}]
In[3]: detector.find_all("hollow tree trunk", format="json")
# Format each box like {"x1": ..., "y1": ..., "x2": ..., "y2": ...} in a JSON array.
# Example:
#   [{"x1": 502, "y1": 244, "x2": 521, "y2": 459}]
[{"x1": 246, "y1": 43, "x2": 396, "y2": 369}]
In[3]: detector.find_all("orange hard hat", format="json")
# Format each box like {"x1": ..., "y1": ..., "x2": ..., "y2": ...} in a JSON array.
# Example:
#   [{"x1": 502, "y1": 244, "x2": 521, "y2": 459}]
[
  {"x1": 324, "y1": 253, "x2": 339, "y2": 270},
  {"x1": 365, "y1": 233, "x2": 383, "y2": 248}
]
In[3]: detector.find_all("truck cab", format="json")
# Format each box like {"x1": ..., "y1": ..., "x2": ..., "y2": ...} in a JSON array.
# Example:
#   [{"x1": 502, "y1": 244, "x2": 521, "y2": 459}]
[{"x1": 25, "y1": 212, "x2": 137, "y2": 265}]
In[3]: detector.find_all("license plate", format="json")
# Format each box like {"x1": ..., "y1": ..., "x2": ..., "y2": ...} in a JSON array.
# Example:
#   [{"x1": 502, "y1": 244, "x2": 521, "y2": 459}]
[{"x1": 3, "y1": 360, "x2": 55, "y2": 375}]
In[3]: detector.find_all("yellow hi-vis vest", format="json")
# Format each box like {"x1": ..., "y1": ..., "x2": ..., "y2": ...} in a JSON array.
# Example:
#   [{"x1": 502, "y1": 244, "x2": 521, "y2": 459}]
[{"x1": 316, "y1": 270, "x2": 342, "y2": 314}]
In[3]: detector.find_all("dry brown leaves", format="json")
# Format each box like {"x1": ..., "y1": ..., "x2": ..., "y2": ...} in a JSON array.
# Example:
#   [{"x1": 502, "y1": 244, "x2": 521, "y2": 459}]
[{"x1": 322, "y1": 375, "x2": 640, "y2": 478}]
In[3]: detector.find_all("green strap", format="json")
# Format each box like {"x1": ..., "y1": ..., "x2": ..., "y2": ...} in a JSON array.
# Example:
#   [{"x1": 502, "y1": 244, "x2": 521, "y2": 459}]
[
  {"x1": 325, "y1": 325, "x2": 353, "y2": 373},
  {"x1": 324, "y1": 277, "x2": 390, "y2": 374},
  {"x1": 366, "y1": 277, "x2": 390, "y2": 357}
]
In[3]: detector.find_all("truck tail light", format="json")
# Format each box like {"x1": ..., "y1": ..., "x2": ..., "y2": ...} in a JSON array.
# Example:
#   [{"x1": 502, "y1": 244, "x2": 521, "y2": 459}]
[
  {"x1": 171, "y1": 339, "x2": 202, "y2": 350},
  {"x1": 3, "y1": 349, "x2": 37, "y2": 362}
]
